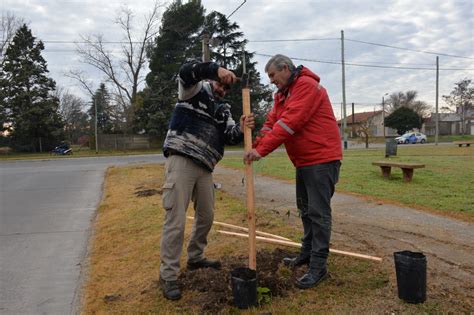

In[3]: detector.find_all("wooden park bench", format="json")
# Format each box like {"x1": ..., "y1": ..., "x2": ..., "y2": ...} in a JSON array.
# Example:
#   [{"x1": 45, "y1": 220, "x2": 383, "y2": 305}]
[
  {"x1": 372, "y1": 161, "x2": 425, "y2": 182},
  {"x1": 453, "y1": 141, "x2": 474, "y2": 147}
]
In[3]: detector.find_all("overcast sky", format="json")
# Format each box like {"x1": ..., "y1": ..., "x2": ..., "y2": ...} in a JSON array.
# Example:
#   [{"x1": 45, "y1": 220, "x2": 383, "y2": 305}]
[{"x1": 2, "y1": 0, "x2": 473, "y2": 118}]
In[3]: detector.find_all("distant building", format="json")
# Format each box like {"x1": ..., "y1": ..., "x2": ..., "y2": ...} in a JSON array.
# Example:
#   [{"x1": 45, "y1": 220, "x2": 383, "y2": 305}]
[
  {"x1": 423, "y1": 109, "x2": 473, "y2": 135},
  {"x1": 337, "y1": 110, "x2": 397, "y2": 137}
]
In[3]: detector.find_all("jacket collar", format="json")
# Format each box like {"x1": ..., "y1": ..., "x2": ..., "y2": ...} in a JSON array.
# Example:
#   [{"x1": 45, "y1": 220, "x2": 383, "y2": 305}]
[{"x1": 277, "y1": 65, "x2": 303, "y2": 96}]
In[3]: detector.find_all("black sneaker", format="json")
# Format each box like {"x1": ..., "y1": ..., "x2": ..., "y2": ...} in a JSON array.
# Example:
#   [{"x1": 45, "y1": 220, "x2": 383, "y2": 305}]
[
  {"x1": 159, "y1": 278, "x2": 182, "y2": 300},
  {"x1": 282, "y1": 254, "x2": 310, "y2": 268},
  {"x1": 187, "y1": 258, "x2": 222, "y2": 271},
  {"x1": 295, "y1": 269, "x2": 328, "y2": 289}
]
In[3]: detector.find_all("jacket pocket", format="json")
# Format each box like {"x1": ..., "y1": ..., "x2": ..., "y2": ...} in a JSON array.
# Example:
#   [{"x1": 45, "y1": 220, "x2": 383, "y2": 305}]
[{"x1": 162, "y1": 182, "x2": 175, "y2": 211}]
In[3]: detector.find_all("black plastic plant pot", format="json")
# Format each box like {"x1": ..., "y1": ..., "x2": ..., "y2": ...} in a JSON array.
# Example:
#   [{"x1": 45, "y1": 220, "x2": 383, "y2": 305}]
[
  {"x1": 394, "y1": 250, "x2": 427, "y2": 304},
  {"x1": 230, "y1": 267, "x2": 257, "y2": 309}
]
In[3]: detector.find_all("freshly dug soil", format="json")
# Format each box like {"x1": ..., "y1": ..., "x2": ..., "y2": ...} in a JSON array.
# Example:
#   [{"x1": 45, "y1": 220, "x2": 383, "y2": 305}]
[{"x1": 180, "y1": 248, "x2": 302, "y2": 313}]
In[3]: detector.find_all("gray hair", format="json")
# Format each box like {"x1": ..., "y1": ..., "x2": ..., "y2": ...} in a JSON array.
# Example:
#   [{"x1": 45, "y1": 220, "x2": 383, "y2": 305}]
[{"x1": 265, "y1": 54, "x2": 296, "y2": 72}]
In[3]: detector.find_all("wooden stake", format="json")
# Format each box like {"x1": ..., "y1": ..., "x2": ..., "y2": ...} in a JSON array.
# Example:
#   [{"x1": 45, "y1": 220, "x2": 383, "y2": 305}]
[
  {"x1": 217, "y1": 230, "x2": 383, "y2": 263},
  {"x1": 186, "y1": 216, "x2": 291, "y2": 241},
  {"x1": 241, "y1": 56, "x2": 256, "y2": 270}
]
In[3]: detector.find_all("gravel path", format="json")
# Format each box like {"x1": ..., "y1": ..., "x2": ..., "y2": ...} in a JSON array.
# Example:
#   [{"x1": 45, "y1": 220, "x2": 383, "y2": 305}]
[{"x1": 213, "y1": 166, "x2": 474, "y2": 308}]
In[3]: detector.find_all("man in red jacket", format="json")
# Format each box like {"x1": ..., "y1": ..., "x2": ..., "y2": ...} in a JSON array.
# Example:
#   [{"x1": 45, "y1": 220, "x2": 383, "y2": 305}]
[{"x1": 244, "y1": 54, "x2": 342, "y2": 289}]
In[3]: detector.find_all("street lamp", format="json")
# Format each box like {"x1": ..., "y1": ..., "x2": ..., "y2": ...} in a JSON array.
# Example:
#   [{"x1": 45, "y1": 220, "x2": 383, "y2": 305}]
[{"x1": 382, "y1": 93, "x2": 389, "y2": 138}]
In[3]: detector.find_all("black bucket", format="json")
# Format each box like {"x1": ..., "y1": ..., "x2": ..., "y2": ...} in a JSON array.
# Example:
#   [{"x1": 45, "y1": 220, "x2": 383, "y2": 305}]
[
  {"x1": 230, "y1": 267, "x2": 257, "y2": 309},
  {"x1": 394, "y1": 251, "x2": 427, "y2": 304}
]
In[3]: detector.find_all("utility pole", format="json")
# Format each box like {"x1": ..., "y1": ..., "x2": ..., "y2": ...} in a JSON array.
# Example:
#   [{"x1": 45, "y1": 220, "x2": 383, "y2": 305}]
[
  {"x1": 202, "y1": 31, "x2": 210, "y2": 62},
  {"x1": 351, "y1": 102, "x2": 355, "y2": 138},
  {"x1": 94, "y1": 97, "x2": 98, "y2": 154},
  {"x1": 382, "y1": 93, "x2": 388, "y2": 138},
  {"x1": 382, "y1": 96, "x2": 386, "y2": 138},
  {"x1": 435, "y1": 56, "x2": 439, "y2": 145},
  {"x1": 340, "y1": 30, "x2": 347, "y2": 149},
  {"x1": 340, "y1": 102, "x2": 343, "y2": 137}
]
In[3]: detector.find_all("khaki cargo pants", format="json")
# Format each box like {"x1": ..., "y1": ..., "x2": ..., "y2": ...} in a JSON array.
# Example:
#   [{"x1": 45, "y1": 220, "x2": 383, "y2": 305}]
[{"x1": 159, "y1": 155, "x2": 214, "y2": 281}]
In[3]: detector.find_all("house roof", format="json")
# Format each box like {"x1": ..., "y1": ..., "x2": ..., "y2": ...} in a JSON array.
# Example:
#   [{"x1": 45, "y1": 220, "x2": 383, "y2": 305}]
[{"x1": 337, "y1": 110, "x2": 383, "y2": 125}]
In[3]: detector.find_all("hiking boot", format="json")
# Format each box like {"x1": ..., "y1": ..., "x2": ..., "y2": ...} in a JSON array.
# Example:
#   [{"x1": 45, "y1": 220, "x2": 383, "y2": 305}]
[
  {"x1": 159, "y1": 278, "x2": 182, "y2": 300},
  {"x1": 187, "y1": 258, "x2": 222, "y2": 271},
  {"x1": 295, "y1": 269, "x2": 328, "y2": 289},
  {"x1": 282, "y1": 254, "x2": 310, "y2": 268}
]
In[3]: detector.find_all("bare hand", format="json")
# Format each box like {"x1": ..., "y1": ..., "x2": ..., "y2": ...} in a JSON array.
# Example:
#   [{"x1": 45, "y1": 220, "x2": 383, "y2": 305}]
[
  {"x1": 217, "y1": 67, "x2": 237, "y2": 85},
  {"x1": 240, "y1": 113, "x2": 255, "y2": 131},
  {"x1": 243, "y1": 149, "x2": 261, "y2": 164}
]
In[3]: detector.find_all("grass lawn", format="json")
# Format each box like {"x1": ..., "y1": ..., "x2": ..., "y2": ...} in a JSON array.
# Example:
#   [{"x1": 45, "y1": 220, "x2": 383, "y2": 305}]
[
  {"x1": 0, "y1": 145, "x2": 250, "y2": 160},
  {"x1": 0, "y1": 146, "x2": 163, "y2": 160},
  {"x1": 80, "y1": 164, "x2": 463, "y2": 314},
  {"x1": 220, "y1": 145, "x2": 474, "y2": 220}
]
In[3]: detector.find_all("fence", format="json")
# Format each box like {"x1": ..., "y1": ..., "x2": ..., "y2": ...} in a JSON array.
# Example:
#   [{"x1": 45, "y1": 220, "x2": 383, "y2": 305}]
[{"x1": 96, "y1": 134, "x2": 162, "y2": 150}]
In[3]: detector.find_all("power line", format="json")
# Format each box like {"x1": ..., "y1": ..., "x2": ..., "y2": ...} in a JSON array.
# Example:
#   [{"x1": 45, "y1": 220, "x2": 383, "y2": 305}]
[
  {"x1": 341, "y1": 60, "x2": 436, "y2": 67},
  {"x1": 44, "y1": 40, "x2": 134, "y2": 44},
  {"x1": 345, "y1": 38, "x2": 474, "y2": 60},
  {"x1": 41, "y1": 47, "x2": 456, "y2": 68},
  {"x1": 254, "y1": 53, "x2": 474, "y2": 71},
  {"x1": 247, "y1": 37, "x2": 473, "y2": 60},
  {"x1": 41, "y1": 48, "x2": 473, "y2": 71},
  {"x1": 4, "y1": 36, "x2": 472, "y2": 60},
  {"x1": 249, "y1": 38, "x2": 339, "y2": 43},
  {"x1": 227, "y1": 0, "x2": 247, "y2": 19},
  {"x1": 0, "y1": 40, "x2": 143, "y2": 44}
]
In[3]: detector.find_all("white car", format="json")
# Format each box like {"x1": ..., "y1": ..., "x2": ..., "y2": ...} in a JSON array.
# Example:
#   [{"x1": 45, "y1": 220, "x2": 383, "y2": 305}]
[{"x1": 395, "y1": 132, "x2": 427, "y2": 144}]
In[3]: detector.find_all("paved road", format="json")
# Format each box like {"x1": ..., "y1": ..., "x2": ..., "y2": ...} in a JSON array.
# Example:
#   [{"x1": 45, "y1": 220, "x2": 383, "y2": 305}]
[
  {"x1": 0, "y1": 155, "x2": 164, "y2": 315},
  {"x1": 0, "y1": 142, "x2": 454, "y2": 314}
]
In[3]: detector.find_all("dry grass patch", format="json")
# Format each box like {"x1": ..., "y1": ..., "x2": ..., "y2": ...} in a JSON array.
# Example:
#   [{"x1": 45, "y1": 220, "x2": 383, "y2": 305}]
[
  {"x1": 80, "y1": 164, "x2": 462, "y2": 314},
  {"x1": 80, "y1": 165, "x2": 165, "y2": 314}
]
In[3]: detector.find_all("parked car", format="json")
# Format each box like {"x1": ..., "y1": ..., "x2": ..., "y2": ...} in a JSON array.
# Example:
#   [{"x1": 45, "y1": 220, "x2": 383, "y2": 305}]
[
  {"x1": 51, "y1": 142, "x2": 73, "y2": 155},
  {"x1": 395, "y1": 132, "x2": 427, "y2": 144}
]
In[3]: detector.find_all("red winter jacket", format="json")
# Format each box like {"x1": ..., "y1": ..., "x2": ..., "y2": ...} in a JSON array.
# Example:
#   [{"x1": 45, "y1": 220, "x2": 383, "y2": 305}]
[{"x1": 254, "y1": 66, "x2": 342, "y2": 168}]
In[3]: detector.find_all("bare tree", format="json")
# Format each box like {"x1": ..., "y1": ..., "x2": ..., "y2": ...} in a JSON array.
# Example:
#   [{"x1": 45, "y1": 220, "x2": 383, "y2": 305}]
[
  {"x1": 384, "y1": 90, "x2": 431, "y2": 118},
  {"x1": 72, "y1": 1, "x2": 164, "y2": 131},
  {"x1": 55, "y1": 87, "x2": 86, "y2": 120},
  {"x1": 442, "y1": 79, "x2": 474, "y2": 135},
  {"x1": 356, "y1": 118, "x2": 375, "y2": 149},
  {"x1": 55, "y1": 87, "x2": 89, "y2": 143},
  {"x1": 65, "y1": 70, "x2": 96, "y2": 97},
  {"x1": 1, "y1": 12, "x2": 24, "y2": 63}
]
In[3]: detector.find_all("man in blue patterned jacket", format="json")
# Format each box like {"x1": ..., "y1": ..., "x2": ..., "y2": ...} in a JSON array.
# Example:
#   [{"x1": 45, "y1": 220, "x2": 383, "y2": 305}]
[{"x1": 159, "y1": 60, "x2": 254, "y2": 300}]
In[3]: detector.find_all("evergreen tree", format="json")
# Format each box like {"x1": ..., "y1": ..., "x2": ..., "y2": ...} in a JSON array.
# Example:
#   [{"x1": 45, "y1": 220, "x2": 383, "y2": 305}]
[
  {"x1": 88, "y1": 83, "x2": 115, "y2": 134},
  {"x1": 0, "y1": 24, "x2": 63, "y2": 152},
  {"x1": 205, "y1": 11, "x2": 272, "y2": 130},
  {"x1": 138, "y1": 4, "x2": 272, "y2": 137},
  {"x1": 137, "y1": 0, "x2": 204, "y2": 137},
  {"x1": 205, "y1": 11, "x2": 246, "y2": 69},
  {"x1": 384, "y1": 106, "x2": 422, "y2": 135},
  {"x1": 224, "y1": 60, "x2": 273, "y2": 131}
]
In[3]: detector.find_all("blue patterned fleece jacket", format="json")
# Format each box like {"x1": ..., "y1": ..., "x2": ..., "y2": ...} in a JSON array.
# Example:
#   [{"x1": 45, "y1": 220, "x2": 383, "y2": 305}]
[{"x1": 162, "y1": 61, "x2": 243, "y2": 172}]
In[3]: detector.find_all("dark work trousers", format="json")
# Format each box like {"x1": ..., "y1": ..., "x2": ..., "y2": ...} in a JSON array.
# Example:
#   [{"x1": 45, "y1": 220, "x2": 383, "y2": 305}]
[{"x1": 296, "y1": 160, "x2": 341, "y2": 273}]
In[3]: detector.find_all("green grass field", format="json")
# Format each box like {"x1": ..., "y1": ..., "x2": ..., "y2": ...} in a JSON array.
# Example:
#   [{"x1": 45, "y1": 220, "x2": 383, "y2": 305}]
[
  {"x1": 221, "y1": 145, "x2": 474, "y2": 218},
  {"x1": 0, "y1": 145, "x2": 163, "y2": 160}
]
